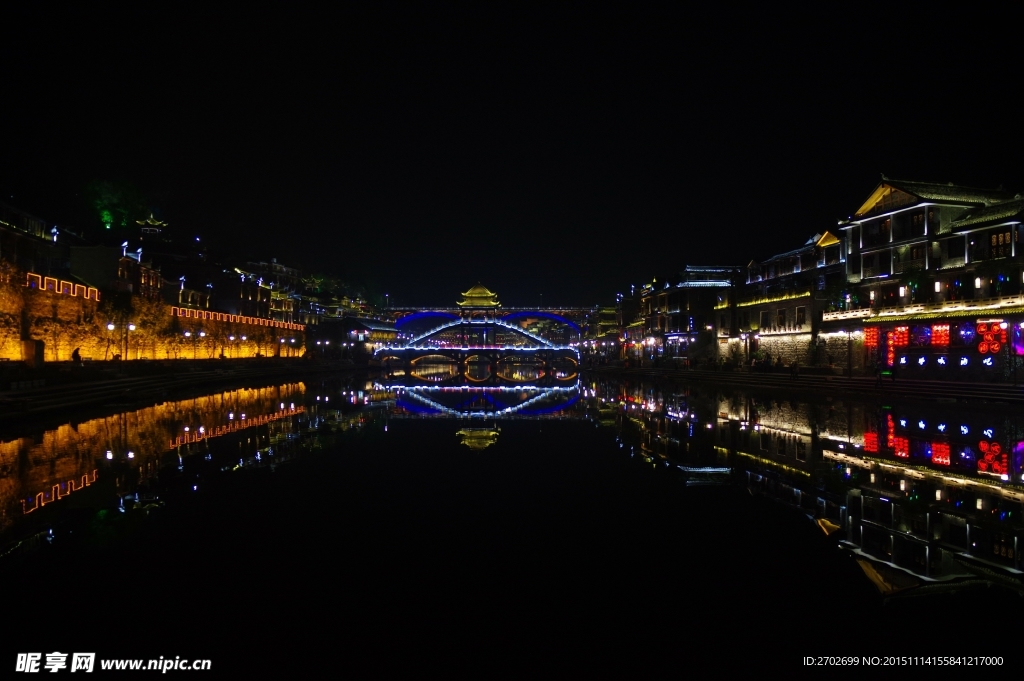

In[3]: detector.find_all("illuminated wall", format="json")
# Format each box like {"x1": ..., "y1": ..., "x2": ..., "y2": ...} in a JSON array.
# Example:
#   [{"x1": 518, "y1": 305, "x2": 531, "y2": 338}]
[{"x1": 0, "y1": 271, "x2": 305, "y2": 361}]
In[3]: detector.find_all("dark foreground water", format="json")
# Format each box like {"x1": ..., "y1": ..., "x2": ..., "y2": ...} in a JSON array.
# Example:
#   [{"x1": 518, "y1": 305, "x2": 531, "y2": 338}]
[{"x1": 3, "y1": 372, "x2": 1020, "y2": 675}]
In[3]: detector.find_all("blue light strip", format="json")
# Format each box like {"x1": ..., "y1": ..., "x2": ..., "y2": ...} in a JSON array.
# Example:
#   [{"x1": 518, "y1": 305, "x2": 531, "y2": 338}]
[
  {"x1": 395, "y1": 384, "x2": 580, "y2": 417},
  {"x1": 394, "y1": 311, "x2": 460, "y2": 328},
  {"x1": 377, "y1": 345, "x2": 579, "y2": 355},
  {"x1": 400, "y1": 318, "x2": 559, "y2": 348}
]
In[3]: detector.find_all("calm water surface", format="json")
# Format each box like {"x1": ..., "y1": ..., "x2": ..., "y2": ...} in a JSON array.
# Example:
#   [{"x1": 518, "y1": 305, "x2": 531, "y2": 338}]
[{"x1": 3, "y1": 371, "x2": 1021, "y2": 673}]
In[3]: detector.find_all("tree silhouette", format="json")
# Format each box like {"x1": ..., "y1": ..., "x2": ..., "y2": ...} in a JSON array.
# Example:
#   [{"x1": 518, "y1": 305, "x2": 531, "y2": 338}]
[{"x1": 85, "y1": 180, "x2": 149, "y2": 235}]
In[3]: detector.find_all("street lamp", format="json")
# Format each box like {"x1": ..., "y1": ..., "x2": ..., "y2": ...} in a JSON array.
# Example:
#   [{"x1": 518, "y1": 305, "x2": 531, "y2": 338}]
[
  {"x1": 106, "y1": 323, "x2": 116, "y2": 360},
  {"x1": 184, "y1": 330, "x2": 204, "y2": 360},
  {"x1": 106, "y1": 321, "x2": 136, "y2": 360},
  {"x1": 126, "y1": 323, "x2": 136, "y2": 360}
]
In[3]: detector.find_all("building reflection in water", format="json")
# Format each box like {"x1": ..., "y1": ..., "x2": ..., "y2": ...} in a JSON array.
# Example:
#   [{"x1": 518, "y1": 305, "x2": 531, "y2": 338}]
[
  {"x1": 10, "y1": 368, "x2": 1024, "y2": 598},
  {"x1": 592, "y1": 374, "x2": 1024, "y2": 595},
  {"x1": 456, "y1": 427, "x2": 501, "y2": 451},
  {"x1": 0, "y1": 383, "x2": 309, "y2": 535}
]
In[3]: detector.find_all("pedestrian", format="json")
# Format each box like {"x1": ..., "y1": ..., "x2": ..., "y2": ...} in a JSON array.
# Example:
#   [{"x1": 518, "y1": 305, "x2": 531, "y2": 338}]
[{"x1": 71, "y1": 347, "x2": 81, "y2": 366}]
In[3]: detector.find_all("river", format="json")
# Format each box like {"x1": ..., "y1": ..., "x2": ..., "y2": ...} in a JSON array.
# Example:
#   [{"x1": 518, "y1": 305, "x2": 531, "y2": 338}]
[{"x1": 2, "y1": 370, "x2": 1018, "y2": 673}]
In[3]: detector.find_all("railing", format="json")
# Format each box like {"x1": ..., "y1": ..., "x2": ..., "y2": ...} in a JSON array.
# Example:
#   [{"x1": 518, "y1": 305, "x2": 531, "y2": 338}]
[
  {"x1": 893, "y1": 257, "x2": 925, "y2": 274},
  {"x1": 862, "y1": 265, "x2": 888, "y2": 279},
  {"x1": 822, "y1": 294, "x2": 1024, "y2": 321},
  {"x1": 404, "y1": 318, "x2": 556, "y2": 348},
  {"x1": 821, "y1": 309, "x2": 872, "y2": 321},
  {"x1": 936, "y1": 256, "x2": 966, "y2": 270}
]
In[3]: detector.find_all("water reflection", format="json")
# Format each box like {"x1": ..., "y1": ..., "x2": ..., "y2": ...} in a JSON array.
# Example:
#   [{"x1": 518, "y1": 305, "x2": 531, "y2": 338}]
[
  {"x1": 0, "y1": 383, "x2": 309, "y2": 536},
  {"x1": 380, "y1": 372, "x2": 581, "y2": 418},
  {"x1": 8, "y1": 368, "x2": 1024, "y2": 599},
  {"x1": 456, "y1": 427, "x2": 501, "y2": 451},
  {"x1": 594, "y1": 373, "x2": 1024, "y2": 594},
  {"x1": 403, "y1": 357, "x2": 578, "y2": 386}
]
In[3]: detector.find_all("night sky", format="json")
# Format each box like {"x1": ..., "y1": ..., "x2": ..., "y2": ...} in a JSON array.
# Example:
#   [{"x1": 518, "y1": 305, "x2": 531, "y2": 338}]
[{"x1": 3, "y1": 8, "x2": 1020, "y2": 306}]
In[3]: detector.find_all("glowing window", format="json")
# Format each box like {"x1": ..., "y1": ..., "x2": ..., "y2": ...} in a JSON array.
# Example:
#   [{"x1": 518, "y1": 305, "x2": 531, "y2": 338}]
[
  {"x1": 931, "y1": 443, "x2": 951, "y2": 466},
  {"x1": 893, "y1": 326, "x2": 909, "y2": 347},
  {"x1": 977, "y1": 440, "x2": 1007, "y2": 477},
  {"x1": 864, "y1": 432, "x2": 879, "y2": 453},
  {"x1": 932, "y1": 324, "x2": 950, "y2": 346},
  {"x1": 977, "y1": 322, "x2": 1007, "y2": 354}
]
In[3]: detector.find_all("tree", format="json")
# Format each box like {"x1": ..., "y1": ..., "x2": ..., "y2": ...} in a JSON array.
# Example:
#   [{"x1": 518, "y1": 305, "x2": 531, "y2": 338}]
[
  {"x1": 128, "y1": 295, "x2": 168, "y2": 360},
  {"x1": 28, "y1": 290, "x2": 96, "y2": 360},
  {"x1": 0, "y1": 259, "x2": 23, "y2": 359},
  {"x1": 84, "y1": 180, "x2": 149, "y2": 235}
]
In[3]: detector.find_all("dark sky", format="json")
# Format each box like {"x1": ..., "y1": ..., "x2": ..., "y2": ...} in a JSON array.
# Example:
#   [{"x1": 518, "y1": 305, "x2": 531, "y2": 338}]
[{"x1": 2, "y1": 7, "x2": 1021, "y2": 306}]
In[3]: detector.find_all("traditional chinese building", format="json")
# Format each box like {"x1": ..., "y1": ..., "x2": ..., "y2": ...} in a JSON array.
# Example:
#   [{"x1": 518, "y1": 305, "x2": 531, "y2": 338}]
[
  {"x1": 722, "y1": 232, "x2": 847, "y2": 368},
  {"x1": 819, "y1": 178, "x2": 1024, "y2": 380}
]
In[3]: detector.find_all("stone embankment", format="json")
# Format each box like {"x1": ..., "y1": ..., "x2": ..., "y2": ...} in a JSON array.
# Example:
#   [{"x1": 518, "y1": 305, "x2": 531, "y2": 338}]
[
  {"x1": 588, "y1": 365, "x2": 1024, "y2": 406},
  {"x1": 0, "y1": 359, "x2": 361, "y2": 422}
]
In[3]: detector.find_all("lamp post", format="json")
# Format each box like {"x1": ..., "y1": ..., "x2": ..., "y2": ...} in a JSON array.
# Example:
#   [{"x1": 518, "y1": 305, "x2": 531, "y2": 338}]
[
  {"x1": 184, "y1": 330, "x2": 204, "y2": 360},
  {"x1": 125, "y1": 323, "x2": 136, "y2": 360},
  {"x1": 106, "y1": 321, "x2": 135, "y2": 360}
]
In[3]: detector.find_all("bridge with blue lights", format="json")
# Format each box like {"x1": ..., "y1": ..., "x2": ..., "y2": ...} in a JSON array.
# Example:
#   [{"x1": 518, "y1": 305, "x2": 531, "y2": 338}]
[{"x1": 376, "y1": 285, "x2": 582, "y2": 386}]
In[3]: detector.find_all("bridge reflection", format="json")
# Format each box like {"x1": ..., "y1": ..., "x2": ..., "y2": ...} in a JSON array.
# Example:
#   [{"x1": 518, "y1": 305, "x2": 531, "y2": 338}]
[{"x1": 379, "y1": 379, "x2": 582, "y2": 419}]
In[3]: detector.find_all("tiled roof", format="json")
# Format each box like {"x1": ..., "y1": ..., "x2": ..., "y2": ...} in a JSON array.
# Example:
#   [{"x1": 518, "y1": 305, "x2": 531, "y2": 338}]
[
  {"x1": 885, "y1": 179, "x2": 1011, "y2": 206},
  {"x1": 349, "y1": 318, "x2": 395, "y2": 332},
  {"x1": 761, "y1": 243, "x2": 813, "y2": 263},
  {"x1": 949, "y1": 197, "x2": 1024, "y2": 229}
]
